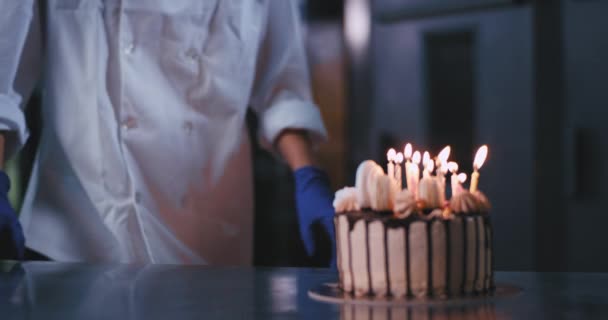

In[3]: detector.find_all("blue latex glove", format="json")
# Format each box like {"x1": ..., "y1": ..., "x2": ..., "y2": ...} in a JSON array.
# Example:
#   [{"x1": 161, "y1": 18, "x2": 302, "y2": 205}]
[
  {"x1": 294, "y1": 166, "x2": 336, "y2": 268},
  {"x1": 0, "y1": 171, "x2": 25, "y2": 260}
]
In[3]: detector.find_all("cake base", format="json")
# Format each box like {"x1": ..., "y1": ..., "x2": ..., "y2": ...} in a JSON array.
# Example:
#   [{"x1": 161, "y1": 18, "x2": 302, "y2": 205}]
[{"x1": 308, "y1": 282, "x2": 520, "y2": 307}]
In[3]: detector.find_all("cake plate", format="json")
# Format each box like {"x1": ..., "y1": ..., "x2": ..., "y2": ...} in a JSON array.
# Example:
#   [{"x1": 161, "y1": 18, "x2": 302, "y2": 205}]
[{"x1": 308, "y1": 283, "x2": 521, "y2": 307}]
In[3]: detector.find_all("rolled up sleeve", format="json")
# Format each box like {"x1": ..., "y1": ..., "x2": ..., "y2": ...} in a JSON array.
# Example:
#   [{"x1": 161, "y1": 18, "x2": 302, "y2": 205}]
[
  {"x1": 0, "y1": 0, "x2": 41, "y2": 157},
  {"x1": 249, "y1": 0, "x2": 328, "y2": 150}
]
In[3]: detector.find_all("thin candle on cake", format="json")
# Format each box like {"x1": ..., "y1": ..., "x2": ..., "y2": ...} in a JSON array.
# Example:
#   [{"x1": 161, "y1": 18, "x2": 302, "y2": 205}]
[
  {"x1": 422, "y1": 151, "x2": 431, "y2": 177},
  {"x1": 394, "y1": 152, "x2": 404, "y2": 188},
  {"x1": 457, "y1": 173, "x2": 467, "y2": 195},
  {"x1": 387, "y1": 148, "x2": 396, "y2": 180},
  {"x1": 404, "y1": 143, "x2": 413, "y2": 190},
  {"x1": 469, "y1": 145, "x2": 488, "y2": 192},
  {"x1": 411, "y1": 151, "x2": 421, "y2": 197},
  {"x1": 448, "y1": 161, "x2": 460, "y2": 197}
]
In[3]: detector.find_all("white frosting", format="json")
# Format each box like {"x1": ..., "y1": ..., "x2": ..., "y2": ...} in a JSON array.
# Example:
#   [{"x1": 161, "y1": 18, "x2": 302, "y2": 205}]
[
  {"x1": 354, "y1": 160, "x2": 397, "y2": 211},
  {"x1": 464, "y1": 217, "x2": 477, "y2": 294},
  {"x1": 355, "y1": 160, "x2": 384, "y2": 209},
  {"x1": 448, "y1": 217, "x2": 464, "y2": 296},
  {"x1": 369, "y1": 175, "x2": 397, "y2": 211},
  {"x1": 369, "y1": 221, "x2": 388, "y2": 295},
  {"x1": 409, "y1": 221, "x2": 429, "y2": 297},
  {"x1": 476, "y1": 217, "x2": 487, "y2": 292},
  {"x1": 473, "y1": 190, "x2": 491, "y2": 212},
  {"x1": 333, "y1": 187, "x2": 360, "y2": 212},
  {"x1": 450, "y1": 191, "x2": 482, "y2": 213},
  {"x1": 336, "y1": 214, "x2": 493, "y2": 297},
  {"x1": 394, "y1": 189, "x2": 417, "y2": 218},
  {"x1": 418, "y1": 177, "x2": 443, "y2": 209},
  {"x1": 336, "y1": 215, "x2": 352, "y2": 291},
  {"x1": 351, "y1": 220, "x2": 369, "y2": 296},
  {"x1": 431, "y1": 220, "x2": 447, "y2": 296},
  {"x1": 387, "y1": 228, "x2": 407, "y2": 297}
]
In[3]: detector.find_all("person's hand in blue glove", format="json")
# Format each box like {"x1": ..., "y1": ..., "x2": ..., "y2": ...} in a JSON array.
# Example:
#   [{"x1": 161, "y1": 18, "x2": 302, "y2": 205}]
[
  {"x1": 0, "y1": 171, "x2": 25, "y2": 260},
  {"x1": 294, "y1": 166, "x2": 336, "y2": 268}
]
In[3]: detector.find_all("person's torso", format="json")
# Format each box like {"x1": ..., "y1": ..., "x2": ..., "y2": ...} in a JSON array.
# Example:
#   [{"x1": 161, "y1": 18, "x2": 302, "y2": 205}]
[{"x1": 20, "y1": 0, "x2": 268, "y2": 264}]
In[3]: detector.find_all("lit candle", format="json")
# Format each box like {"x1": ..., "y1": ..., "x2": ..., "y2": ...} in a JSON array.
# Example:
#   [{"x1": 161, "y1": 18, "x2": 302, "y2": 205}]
[
  {"x1": 448, "y1": 161, "x2": 460, "y2": 197},
  {"x1": 457, "y1": 173, "x2": 467, "y2": 195},
  {"x1": 422, "y1": 151, "x2": 431, "y2": 177},
  {"x1": 470, "y1": 145, "x2": 488, "y2": 192},
  {"x1": 394, "y1": 152, "x2": 404, "y2": 188},
  {"x1": 436, "y1": 146, "x2": 451, "y2": 201},
  {"x1": 404, "y1": 143, "x2": 413, "y2": 190},
  {"x1": 425, "y1": 158, "x2": 434, "y2": 178},
  {"x1": 387, "y1": 148, "x2": 396, "y2": 180},
  {"x1": 436, "y1": 146, "x2": 451, "y2": 174},
  {"x1": 410, "y1": 151, "x2": 421, "y2": 198}
]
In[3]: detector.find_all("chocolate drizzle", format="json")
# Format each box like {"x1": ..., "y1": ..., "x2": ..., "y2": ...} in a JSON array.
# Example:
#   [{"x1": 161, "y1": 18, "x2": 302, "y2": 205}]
[
  {"x1": 461, "y1": 217, "x2": 468, "y2": 295},
  {"x1": 335, "y1": 217, "x2": 343, "y2": 290},
  {"x1": 473, "y1": 217, "x2": 480, "y2": 294},
  {"x1": 348, "y1": 221, "x2": 355, "y2": 293},
  {"x1": 405, "y1": 224, "x2": 411, "y2": 297},
  {"x1": 366, "y1": 221, "x2": 373, "y2": 296},
  {"x1": 444, "y1": 220, "x2": 451, "y2": 296},
  {"x1": 426, "y1": 222, "x2": 433, "y2": 297},
  {"x1": 338, "y1": 209, "x2": 494, "y2": 298},
  {"x1": 384, "y1": 226, "x2": 391, "y2": 296}
]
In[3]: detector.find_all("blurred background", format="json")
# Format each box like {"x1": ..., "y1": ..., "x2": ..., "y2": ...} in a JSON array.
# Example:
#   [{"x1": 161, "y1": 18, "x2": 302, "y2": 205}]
[{"x1": 9, "y1": 0, "x2": 608, "y2": 272}]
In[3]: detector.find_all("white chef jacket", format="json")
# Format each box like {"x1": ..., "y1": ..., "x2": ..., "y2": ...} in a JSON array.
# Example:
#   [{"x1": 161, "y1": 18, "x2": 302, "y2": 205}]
[{"x1": 0, "y1": 0, "x2": 327, "y2": 264}]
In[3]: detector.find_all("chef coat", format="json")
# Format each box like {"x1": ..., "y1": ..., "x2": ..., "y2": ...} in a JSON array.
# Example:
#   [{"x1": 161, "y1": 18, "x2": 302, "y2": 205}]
[{"x1": 0, "y1": 0, "x2": 327, "y2": 264}]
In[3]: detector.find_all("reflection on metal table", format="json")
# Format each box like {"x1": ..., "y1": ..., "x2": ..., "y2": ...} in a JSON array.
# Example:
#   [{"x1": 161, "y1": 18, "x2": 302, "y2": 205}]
[{"x1": 1, "y1": 261, "x2": 608, "y2": 319}]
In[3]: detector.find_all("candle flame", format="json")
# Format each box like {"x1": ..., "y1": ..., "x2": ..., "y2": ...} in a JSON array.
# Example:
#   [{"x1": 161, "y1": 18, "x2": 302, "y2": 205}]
[
  {"x1": 412, "y1": 151, "x2": 421, "y2": 164},
  {"x1": 395, "y1": 152, "x2": 404, "y2": 164},
  {"x1": 423, "y1": 151, "x2": 430, "y2": 166},
  {"x1": 438, "y1": 146, "x2": 451, "y2": 164},
  {"x1": 448, "y1": 161, "x2": 459, "y2": 173},
  {"x1": 404, "y1": 143, "x2": 413, "y2": 159},
  {"x1": 473, "y1": 145, "x2": 489, "y2": 170},
  {"x1": 426, "y1": 159, "x2": 435, "y2": 173},
  {"x1": 458, "y1": 173, "x2": 467, "y2": 183},
  {"x1": 387, "y1": 148, "x2": 396, "y2": 161}
]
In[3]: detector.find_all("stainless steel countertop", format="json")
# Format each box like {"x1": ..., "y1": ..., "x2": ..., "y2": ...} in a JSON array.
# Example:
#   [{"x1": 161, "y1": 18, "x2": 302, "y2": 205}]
[{"x1": 1, "y1": 261, "x2": 608, "y2": 319}]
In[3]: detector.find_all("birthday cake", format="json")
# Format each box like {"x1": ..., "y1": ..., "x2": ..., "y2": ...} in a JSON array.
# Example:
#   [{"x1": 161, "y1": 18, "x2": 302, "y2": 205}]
[{"x1": 333, "y1": 145, "x2": 493, "y2": 298}]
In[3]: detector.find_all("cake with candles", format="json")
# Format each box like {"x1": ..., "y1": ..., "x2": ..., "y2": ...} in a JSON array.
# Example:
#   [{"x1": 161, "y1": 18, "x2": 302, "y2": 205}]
[{"x1": 333, "y1": 145, "x2": 493, "y2": 299}]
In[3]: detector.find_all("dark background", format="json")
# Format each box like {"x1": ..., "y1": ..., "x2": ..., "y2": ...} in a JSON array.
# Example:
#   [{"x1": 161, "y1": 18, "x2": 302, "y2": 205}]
[{"x1": 10, "y1": 0, "x2": 608, "y2": 272}]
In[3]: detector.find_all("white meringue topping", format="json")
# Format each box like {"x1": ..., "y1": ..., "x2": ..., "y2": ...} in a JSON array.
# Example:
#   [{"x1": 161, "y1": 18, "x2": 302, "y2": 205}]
[
  {"x1": 394, "y1": 189, "x2": 417, "y2": 218},
  {"x1": 449, "y1": 191, "x2": 482, "y2": 213},
  {"x1": 418, "y1": 177, "x2": 443, "y2": 209},
  {"x1": 333, "y1": 187, "x2": 360, "y2": 212},
  {"x1": 355, "y1": 160, "x2": 384, "y2": 209}
]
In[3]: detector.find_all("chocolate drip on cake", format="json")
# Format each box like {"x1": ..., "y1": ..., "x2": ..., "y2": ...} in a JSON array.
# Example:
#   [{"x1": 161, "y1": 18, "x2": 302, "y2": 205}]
[
  {"x1": 348, "y1": 221, "x2": 355, "y2": 293},
  {"x1": 426, "y1": 222, "x2": 433, "y2": 297},
  {"x1": 384, "y1": 226, "x2": 391, "y2": 296},
  {"x1": 335, "y1": 220, "x2": 343, "y2": 290},
  {"x1": 405, "y1": 224, "x2": 412, "y2": 297},
  {"x1": 444, "y1": 220, "x2": 451, "y2": 296},
  {"x1": 336, "y1": 210, "x2": 493, "y2": 298},
  {"x1": 365, "y1": 221, "x2": 373, "y2": 296},
  {"x1": 461, "y1": 217, "x2": 467, "y2": 295},
  {"x1": 474, "y1": 217, "x2": 480, "y2": 294}
]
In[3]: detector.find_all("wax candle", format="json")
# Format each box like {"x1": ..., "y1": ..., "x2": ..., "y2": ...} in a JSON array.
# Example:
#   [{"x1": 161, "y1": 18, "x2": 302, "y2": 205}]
[
  {"x1": 404, "y1": 143, "x2": 412, "y2": 190},
  {"x1": 395, "y1": 152, "x2": 404, "y2": 188},
  {"x1": 410, "y1": 151, "x2": 421, "y2": 198},
  {"x1": 436, "y1": 146, "x2": 451, "y2": 201},
  {"x1": 387, "y1": 148, "x2": 396, "y2": 180},
  {"x1": 422, "y1": 152, "x2": 431, "y2": 177},
  {"x1": 469, "y1": 145, "x2": 488, "y2": 192},
  {"x1": 424, "y1": 158, "x2": 434, "y2": 178},
  {"x1": 456, "y1": 173, "x2": 467, "y2": 195},
  {"x1": 448, "y1": 161, "x2": 460, "y2": 197}
]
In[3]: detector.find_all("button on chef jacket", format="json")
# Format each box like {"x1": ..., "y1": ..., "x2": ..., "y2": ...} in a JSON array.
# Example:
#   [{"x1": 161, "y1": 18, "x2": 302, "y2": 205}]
[{"x1": 0, "y1": 0, "x2": 327, "y2": 264}]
